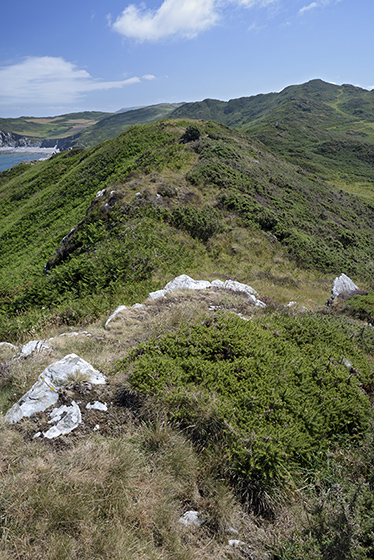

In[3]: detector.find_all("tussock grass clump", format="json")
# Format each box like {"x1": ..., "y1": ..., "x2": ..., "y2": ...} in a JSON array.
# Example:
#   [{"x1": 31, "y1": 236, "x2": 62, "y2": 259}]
[{"x1": 0, "y1": 423, "x2": 244, "y2": 560}]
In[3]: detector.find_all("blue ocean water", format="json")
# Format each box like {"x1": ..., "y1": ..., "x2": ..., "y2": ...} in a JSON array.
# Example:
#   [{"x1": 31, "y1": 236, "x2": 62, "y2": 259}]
[{"x1": 0, "y1": 149, "x2": 55, "y2": 172}]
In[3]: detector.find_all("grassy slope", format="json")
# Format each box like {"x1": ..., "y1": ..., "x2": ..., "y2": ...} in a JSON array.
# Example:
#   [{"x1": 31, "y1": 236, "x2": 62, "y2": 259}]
[
  {"x1": 2, "y1": 118, "x2": 374, "y2": 340},
  {"x1": 74, "y1": 103, "x2": 183, "y2": 148}
]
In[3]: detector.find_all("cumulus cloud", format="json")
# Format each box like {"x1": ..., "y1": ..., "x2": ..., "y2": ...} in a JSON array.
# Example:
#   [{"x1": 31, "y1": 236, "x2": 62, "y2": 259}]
[
  {"x1": 111, "y1": 0, "x2": 278, "y2": 42},
  {"x1": 112, "y1": 0, "x2": 218, "y2": 41},
  {"x1": 0, "y1": 56, "x2": 141, "y2": 106}
]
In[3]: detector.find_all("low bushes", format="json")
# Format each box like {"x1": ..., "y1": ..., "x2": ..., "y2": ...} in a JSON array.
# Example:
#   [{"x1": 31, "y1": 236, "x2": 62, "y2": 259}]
[{"x1": 118, "y1": 313, "x2": 373, "y2": 505}]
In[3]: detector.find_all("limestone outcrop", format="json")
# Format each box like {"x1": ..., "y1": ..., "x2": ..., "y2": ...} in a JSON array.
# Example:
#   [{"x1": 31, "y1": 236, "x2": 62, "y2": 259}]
[{"x1": 5, "y1": 354, "x2": 106, "y2": 437}]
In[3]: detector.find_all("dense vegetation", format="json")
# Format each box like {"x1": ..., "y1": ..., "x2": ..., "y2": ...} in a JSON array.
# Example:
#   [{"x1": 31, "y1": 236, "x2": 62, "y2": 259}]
[{"x1": 121, "y1": 312, "x2": 373, "y2": 490}]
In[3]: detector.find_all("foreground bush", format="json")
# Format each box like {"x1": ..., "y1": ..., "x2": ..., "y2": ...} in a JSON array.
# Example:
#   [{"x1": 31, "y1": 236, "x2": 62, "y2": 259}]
[{"x1": 119, "y1": 313, "x2": 373, "y2": 505}]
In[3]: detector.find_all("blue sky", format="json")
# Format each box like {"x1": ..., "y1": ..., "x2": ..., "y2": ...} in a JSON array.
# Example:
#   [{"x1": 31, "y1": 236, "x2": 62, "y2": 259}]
[{"x1": 0, "y1": 0, "x2": 373, "y2": 117}]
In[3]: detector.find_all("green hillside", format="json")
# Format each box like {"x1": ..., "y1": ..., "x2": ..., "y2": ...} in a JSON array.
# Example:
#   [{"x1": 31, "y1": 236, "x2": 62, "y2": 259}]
[
  {"x1": 171, "y1": 79, "x2": 374, "y2": 200},
  {"x1": 1, "y1": 118, "x2": 374, "y2": 341},
  {"x1": 0, "y1": 104, "x2": 181, "y2": 148},
  {"x1": 75, "y1": 103, "x2": 183, "y2": 148}
]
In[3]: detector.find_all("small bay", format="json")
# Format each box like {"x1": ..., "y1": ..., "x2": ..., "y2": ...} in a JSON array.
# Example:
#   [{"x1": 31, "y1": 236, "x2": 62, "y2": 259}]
[{"x1": 0, "y1": 147, "x2": 57, "y2": 172}]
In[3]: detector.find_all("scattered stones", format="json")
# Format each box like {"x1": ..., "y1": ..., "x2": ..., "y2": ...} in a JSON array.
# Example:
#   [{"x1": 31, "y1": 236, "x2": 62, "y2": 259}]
[
  {"x1": 228, "y1": 539, "x2": 245, "y2": 548},
  {"x1": 178, "y1": 511, "x2": 203, "y2": 527},
  {"x1": 57, "y1": 331, "x2": 91, "y2": 338}
]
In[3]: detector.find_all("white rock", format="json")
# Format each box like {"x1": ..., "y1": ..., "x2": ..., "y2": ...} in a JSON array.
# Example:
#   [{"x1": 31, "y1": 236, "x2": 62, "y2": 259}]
[
  {"x1": 211, "y1": 279, "x2": 265, "y2": 308},
  {"x1": 96, "y1": 189, "x2": 105, "y2": 198},
  {"x1": 5, "y1": 354, "x2": 106, "y2": 424},
  {"x1": 147, "y1": 275, "x2": 266, "y2": 307},
  {"x1": 86, "y1": 401, "x2": 108, "y2": 411},
  {"x1": 132, "y1": 303, "x2": 145, "y2": 309},
  {"x1": 105, "y1": 305, "x2": 127, "y2": 329},
  {"x1": 58, "y1": 331, "x2": 91, "y2": 338},
  {"x1": 331, "y1": 273, "x2": 359, "y2": 298},
  {"x1": 147, "y1": 289, "x2": 166, "y2": 300},
  {"x1": 179, "y1": 511, "x2": 202, "y2": 527},
  {"x1": 17, "y1": 339, "x2": 50, "y2": 358},
  {"x1": 164, "y1": 274, "x2": 211, "y2": 292},
  {"x1": 228, "y1": 540, "x2": 245, "y2": 548},
  {"x1": 43, "y1": 401, "x2": 82, "y2": 439}
]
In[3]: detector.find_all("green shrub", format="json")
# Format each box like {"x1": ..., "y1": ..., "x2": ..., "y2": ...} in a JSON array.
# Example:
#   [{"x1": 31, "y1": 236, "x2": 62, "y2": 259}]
[
  {"x1": 118, "y1": 313, "x2": 373, "y2": 496},
  {"x1": 169, "y1": 206, "x2": 222, "y2": 242}
]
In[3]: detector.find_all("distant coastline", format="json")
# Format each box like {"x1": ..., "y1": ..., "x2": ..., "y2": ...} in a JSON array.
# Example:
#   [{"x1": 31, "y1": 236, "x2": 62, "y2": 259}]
[{"x1": 0, "y1": 147, "x2": 58, "y2": 172}]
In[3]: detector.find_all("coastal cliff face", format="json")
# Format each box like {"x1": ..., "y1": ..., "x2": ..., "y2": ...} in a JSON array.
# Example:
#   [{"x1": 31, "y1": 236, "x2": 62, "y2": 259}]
[{"x1": 0, "y1": 130, "x2": 78, "y2": 150}]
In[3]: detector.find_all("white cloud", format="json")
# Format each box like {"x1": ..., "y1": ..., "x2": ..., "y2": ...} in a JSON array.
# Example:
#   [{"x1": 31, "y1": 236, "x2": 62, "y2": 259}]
[
  {"x1": 142, "y1": 74, "x2": 156, "y2": 80},
  {"x1": 111, "y1": 0, "x2": 278, "y2": 42},
  {"x1": 298, "y1": 2, "x2": 318, "y2": 15},
  {"x1": 112, "y1": 0, "x2": 218, "y2": 41},
  {"x1": 0, "y1": 56, "x2": 141, "y2": 107},
  {"x1": 298, "y1": 0, "x2": 340, "y2": 16}
]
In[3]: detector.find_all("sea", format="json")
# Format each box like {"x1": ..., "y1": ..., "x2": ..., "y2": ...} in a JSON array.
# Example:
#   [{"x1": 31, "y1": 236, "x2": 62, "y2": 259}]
[{"x1": 0, "y1": 147, "x2": 57, "y2": 172}]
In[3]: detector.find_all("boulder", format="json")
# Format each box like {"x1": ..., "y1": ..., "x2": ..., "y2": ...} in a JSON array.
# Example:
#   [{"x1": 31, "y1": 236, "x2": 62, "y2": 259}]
[
  {"x1": 148, "y1": 274, "x2": 211, "y2": 300},
  {"x1": 211, "y1": 279, "x2": 265, "y2": 307},
  {"x1": 5, "y1": 353, "x2": 106, "y2": 424},
  {"x1": 331, "y1": 273, "x2": 359, "y2": 298},
  {"x1": 147, "y1": 274, "x2": 266, "y2": 307}
]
